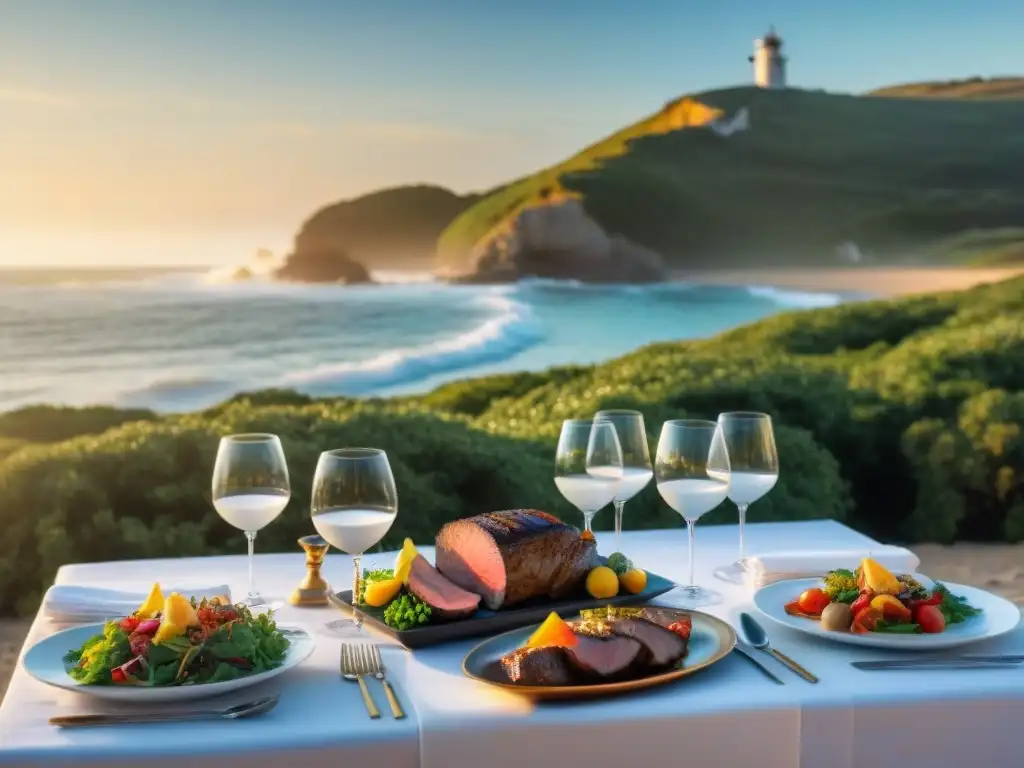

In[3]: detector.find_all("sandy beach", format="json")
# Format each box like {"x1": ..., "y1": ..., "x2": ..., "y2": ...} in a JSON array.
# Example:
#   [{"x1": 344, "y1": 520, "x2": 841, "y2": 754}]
[{"x1": 675, "y1": 266, "x2": 1024, "y2": 297}]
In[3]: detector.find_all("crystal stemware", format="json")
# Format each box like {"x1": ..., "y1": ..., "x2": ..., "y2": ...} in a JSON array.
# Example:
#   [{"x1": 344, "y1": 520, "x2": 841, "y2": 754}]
[
  {"x1": 311, "y1": 448, "x2": 397, "y2": 634},
  {"x1": 594, "y1": 409, "x2": 652, "y2": 554},
  {"x1": 212, "y1": 434, "x2": 290, "y2": 608},
  {"x1": 654, "y1": 419, "x2": 730, "y2": 608},
  {"x1": 718, "y1": 412, "x2": 778, "y2": 570}
]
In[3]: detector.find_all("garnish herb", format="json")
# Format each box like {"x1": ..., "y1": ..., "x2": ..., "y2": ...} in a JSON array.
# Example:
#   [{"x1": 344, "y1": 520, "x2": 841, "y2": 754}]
[
  {"x1": 933, "y1": 582, "x2": 982, "y2": 624},
  {"x1": 823, "y1": 568, "x2": 860, "y2": 603}
]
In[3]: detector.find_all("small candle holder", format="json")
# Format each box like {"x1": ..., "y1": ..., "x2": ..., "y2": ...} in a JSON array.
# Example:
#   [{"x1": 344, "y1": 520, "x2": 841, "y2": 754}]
[{"x1": 289, "y1": 534, "x2": 331, "y2": 607}]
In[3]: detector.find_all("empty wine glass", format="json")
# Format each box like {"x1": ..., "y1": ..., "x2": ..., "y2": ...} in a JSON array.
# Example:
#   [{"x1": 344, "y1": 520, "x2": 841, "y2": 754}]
[
  {"x1": 594, "y1": 410, "x2": 653, "y2": 554},
  {"x1": 718, "y1": 412, "x2": 779, "y2": 569},
  {"x1": 554, "y1": 419, "x2": 623, "y2": 542},
  {"x1": 311, "y1": 448, "x2": 397, "y2": 632},
  {"x1": 212, "y1": 434, "x2": 291, "y2": 608},
  {"x1": 655, "y1": 419, "x2": 730, "y2": 608}
]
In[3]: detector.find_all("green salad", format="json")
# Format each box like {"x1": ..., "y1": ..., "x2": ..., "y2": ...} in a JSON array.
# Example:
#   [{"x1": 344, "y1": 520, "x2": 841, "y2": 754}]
[{"x1": 63, "y1": 586, "x2": 290, "y2": 687}]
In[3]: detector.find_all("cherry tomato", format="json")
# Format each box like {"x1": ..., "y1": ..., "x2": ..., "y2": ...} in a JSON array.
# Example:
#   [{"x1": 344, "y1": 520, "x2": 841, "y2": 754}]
[
  {"x1": 667, "y1": 619, "x2": 692, "y2": 639},
  {"x1": 119, "y1": 616, "x2": 141, "y2": 633},
  {"x1": 798, "y1": 588, "x2": 831, "y2": 615},
  {"x1": 111, "y1": 668, "x2": 127, "y2": 683},
  {"x1": 913, "y1": 604, "x2": 946, "y2": 634},
  {"x1": 850, "y1": 592, "x2": 874, "y2": 616}
]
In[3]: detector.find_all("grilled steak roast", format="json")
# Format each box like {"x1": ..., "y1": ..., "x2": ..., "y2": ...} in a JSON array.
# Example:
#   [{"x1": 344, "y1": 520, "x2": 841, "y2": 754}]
[
  {"x1": 499, "y1": 609, "x2": 690, "y2": 686},
  {"x1": 406, "y1": 554, "x2": 481, "y2": 620},
  {"x1": 435, "y1": 509, "x2": 597, "y2": 610}
]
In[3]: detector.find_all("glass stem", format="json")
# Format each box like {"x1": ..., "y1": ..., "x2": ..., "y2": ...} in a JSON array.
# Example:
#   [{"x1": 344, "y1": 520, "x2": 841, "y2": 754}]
[
  {"x1": 245, "y1": 531, "x2": 257, "y2": 601},
  {"x1": 352, "y1": 554, "x2": 364, "y2": 629},
  {"x1": 583, "y1": 512, "x2": 595, "y2": 535},
  {"x1": 737, "y1": 502, "x2": 749, "y2": 562},
  {"x1": 613, "y1": 500, "x2": 625, "y2": 553},
  {"x1": 686, "y1": 519, "x2": 696, "y2": 588}
]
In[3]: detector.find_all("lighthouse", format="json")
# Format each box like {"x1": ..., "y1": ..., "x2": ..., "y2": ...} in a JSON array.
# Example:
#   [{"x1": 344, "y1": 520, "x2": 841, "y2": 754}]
[{"x1": 749, "y1": 27, "x2": 786, "y2": 89}]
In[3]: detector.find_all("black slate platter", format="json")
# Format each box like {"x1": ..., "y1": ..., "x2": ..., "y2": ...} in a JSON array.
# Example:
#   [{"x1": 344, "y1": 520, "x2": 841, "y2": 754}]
[{"x1": 333, "y1": 571, "x2": 675, "y2": 648}]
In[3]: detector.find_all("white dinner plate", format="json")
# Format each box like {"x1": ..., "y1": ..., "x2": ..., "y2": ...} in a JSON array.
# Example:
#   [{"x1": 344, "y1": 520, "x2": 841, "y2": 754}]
[
  {"x1": 22, "y1": 623, "x2": 315, "y2": 701},
  {"x1": 754, "y1": 577, "x2": 1021, "y2": 650}
]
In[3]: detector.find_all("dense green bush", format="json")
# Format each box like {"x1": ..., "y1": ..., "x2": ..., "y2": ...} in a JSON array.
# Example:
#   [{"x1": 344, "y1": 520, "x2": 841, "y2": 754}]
[
  {"x1": 1, "y1": 275, "x2": 1022, "y2": 616},
  {"x1": 0, "y1": 404, "x2": 155, "y2": 444}
]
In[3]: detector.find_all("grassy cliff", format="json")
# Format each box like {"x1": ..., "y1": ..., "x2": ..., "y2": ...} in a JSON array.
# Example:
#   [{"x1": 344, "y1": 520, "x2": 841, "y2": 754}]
[
  {"x1": 2, "y1": 275, "x2": 1022, "y2": 615},
  {"x1": 438, "y1": 86, "x2": 1024, "y2": 272},
  {"x1": 284, "y1": 185, "x2": 479, "y2": 273}
]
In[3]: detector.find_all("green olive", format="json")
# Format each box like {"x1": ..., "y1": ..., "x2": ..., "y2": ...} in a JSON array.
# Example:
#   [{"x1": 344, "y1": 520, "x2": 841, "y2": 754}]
[{"x1": 820, "y1": 602, "x2": 853, "y2": 632}]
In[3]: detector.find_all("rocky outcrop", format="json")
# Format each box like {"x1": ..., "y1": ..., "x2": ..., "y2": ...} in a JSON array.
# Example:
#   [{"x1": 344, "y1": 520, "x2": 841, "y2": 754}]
[
  {"x1": 274, "y1": 249, "x2": 373, "y2": 285},
  {"x1": 456, "y1": 198, "x2": 666, "y2": 283}
]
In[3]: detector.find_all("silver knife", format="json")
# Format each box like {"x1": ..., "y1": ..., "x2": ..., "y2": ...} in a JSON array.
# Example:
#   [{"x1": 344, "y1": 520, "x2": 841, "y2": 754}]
[
  {"x1": 852, "y1": 655, "x2": 1024, "y2": 671},
  {"x1": 734, "y1": 642, "x2": 785, "y2": 684}
]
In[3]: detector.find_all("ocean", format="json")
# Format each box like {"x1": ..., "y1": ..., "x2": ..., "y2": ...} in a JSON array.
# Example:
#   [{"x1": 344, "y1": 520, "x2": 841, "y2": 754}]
[{"x1": 0, "y1": 268, "x2": 847, "y2": 413}]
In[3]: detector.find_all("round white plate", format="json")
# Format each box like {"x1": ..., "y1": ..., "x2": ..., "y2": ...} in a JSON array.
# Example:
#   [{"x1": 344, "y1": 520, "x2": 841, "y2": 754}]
[
  {"x1": 754, "y1": 577, "x2": 1021, "y2": 650},
  {"x1": 22, "y1": 623, "x2": 315, "y2": 701}
]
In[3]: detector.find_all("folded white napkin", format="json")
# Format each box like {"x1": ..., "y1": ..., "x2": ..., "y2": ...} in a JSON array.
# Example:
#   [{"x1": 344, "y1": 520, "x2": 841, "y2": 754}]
[
  {"x1": 744, "y1": 546, "x2": 920, "y2": 590},
  {"x1": 43, "y1": 584, "x2": 232, "y2": 622}
]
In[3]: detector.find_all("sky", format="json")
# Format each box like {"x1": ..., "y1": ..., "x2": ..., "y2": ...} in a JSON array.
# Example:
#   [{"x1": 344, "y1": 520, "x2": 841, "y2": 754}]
[{"x1": 1, "y1": 0, "x2": 1022, "y2": 266}]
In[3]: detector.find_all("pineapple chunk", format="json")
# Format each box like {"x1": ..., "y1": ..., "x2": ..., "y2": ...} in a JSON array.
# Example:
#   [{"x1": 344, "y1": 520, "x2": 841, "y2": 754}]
[
  {"x1": 860, "y1": 558, "x2": 901, "y2": 595},
  {"x1": 152, "y1": 593, "x2": 200, "y2": 645},
  {"x1": 394, "y1": 538, "x2": 418, "y2": 585},
  {"x1": 136, "y1": 583, "x2": 164, "y2": 618}
]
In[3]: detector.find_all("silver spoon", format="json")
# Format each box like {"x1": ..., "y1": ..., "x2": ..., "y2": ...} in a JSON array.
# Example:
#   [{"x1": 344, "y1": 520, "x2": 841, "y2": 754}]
[
  {"x1": 49, "y1": 695, "x2": 280, "y2": 728},
  {"x1": 739, "y1": 612, "x2": 819, "y2": 683}
]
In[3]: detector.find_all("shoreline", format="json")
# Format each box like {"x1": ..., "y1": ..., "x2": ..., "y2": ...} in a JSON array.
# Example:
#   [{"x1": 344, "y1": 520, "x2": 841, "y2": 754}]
[{"x1": 671, "y1": 266, "x2": 1024, "y2": 298}]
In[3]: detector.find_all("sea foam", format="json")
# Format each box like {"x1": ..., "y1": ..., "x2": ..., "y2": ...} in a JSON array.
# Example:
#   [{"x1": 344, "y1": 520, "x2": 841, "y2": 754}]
[{"x1": 280, "y1": 290, "x2": 545, "y2": 395}]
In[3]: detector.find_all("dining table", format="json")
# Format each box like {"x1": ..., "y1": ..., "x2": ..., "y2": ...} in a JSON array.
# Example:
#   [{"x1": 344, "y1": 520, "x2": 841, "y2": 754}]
[{"x1": 1, "y1": 518, "x2": 1022, "y2": 768}]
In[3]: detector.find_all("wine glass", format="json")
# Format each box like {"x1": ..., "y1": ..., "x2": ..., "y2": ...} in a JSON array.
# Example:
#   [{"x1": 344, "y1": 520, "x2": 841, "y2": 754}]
[
  {"x1": 212, "y1": 434, "x2": 291, "y2": 608},
  {"x1": 311, "y1": 448, "x2": 397, "y2": 632},
  {"x1": 554, "y1": 419, "x2": 623, "y2": 541},
  {"x1": 718, "y1": 412, "x2": 779, "y2": 570},
  {"x1": 654, "y1": 419, "x2": 730, "y2": 608},
  {"x1": 594, "y1": 410, "x2": 653, "y2": 554}
]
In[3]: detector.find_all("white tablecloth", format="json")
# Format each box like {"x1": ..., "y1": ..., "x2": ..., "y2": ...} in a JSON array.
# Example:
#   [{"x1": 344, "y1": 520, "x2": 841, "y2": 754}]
[{"x1": 2, "y1": 520, "x2": 1023, "y2": 768}]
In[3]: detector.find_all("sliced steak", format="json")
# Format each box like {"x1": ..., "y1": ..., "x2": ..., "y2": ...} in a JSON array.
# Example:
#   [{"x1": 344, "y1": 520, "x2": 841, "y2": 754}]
[
  {"x1": 406, "y1": 554, "x2": 481, "y2": 620},
  {"x1": 565, "y1": 635, "x2": 643, "y2": 680},
  {"x1": 500, "y1": 646, "x2": 574, "y2": 686},
  {"x1": 435, "y1": 509, "x2": 597, "y2": 610},
  {"x1": 611, "y1": 619, "x2": 688, "y2": 667}
]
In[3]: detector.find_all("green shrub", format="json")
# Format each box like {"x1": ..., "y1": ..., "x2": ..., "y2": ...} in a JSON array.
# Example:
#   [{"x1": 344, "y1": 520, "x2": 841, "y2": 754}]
[
  {"x1": 0, "y1": 405, "x2": 155, "y2": 444},
  {"x1": 1, "y1": 274, "x2": 1022, "y2": 616}
]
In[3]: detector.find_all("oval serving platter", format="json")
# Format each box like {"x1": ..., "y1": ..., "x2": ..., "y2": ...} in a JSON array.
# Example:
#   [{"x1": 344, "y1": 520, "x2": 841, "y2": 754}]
[
  {"x1": 462, "y1": 608, "x2": 736, "y2": 699},
  {"x1": 22, "y1": 623, "x2": 315, "y2": 702}
]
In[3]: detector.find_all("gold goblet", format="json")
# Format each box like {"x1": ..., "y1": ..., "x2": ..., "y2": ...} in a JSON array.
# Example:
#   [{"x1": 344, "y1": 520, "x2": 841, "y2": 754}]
[{"x1": 289, "y1": 534, "x2": 331, "y2": 607}]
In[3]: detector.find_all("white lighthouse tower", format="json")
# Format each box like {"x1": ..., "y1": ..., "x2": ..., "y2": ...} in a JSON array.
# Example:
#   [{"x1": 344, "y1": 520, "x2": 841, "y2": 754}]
[{"x1": 749, "y1": 26, "x2": 786, "y2": 89}]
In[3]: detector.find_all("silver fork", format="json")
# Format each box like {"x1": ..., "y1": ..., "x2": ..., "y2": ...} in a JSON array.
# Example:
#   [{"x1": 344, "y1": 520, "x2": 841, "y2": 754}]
[
  {"x1": 365, "y1": 644, "x2": 405, "y2": 719},
  {"x1": 340, "y1": 644, "x2": 380, "y2": 719}
]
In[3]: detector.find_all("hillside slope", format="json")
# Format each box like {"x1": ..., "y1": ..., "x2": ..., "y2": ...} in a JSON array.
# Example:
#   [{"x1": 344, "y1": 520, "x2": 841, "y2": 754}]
[
  {"x1": 438, "y1": 86, "x2": 1024, "y2": 275},
  {"x1": 281, "y1": 185, "x2": 479, "y2": 278},
  {"x1": 868, "y1": 77, "x2": 1024, "y2": 100}
]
